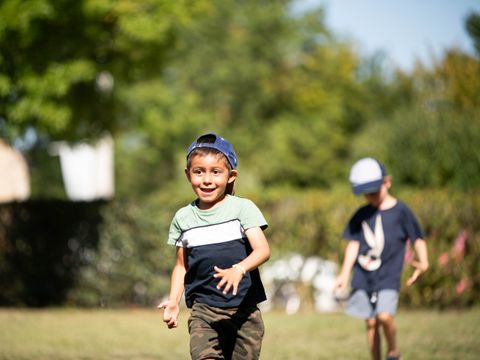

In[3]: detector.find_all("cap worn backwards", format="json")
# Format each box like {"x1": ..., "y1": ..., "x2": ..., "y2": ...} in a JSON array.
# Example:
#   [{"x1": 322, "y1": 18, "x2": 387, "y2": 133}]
[
  {"x1": 187, "y1": 133, "x2": 238, "y2": 169},
  {"x1": 349, "y1": 157, "x2": 387, "y2": 195}
]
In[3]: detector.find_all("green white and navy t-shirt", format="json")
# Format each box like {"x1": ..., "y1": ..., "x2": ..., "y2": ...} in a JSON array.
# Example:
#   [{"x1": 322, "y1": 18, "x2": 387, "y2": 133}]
[{"x1": 168, "y1": 195, "x2": 268, "y2": 308}]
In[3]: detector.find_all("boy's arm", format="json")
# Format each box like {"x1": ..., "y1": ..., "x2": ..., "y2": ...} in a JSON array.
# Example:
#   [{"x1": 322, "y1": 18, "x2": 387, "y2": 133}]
[
  {"x1": 158, "y1": 247, "x2": 186, "y2": 329},
  {"x1": 214, "y1": 226, "x2": 270, "y2": 296},
  {"x1": 332, "y1": 240, "x2": 359, "y2": 292},
  {"x1": 406, "y1": 238, "x2": 429, "y2": 286}
]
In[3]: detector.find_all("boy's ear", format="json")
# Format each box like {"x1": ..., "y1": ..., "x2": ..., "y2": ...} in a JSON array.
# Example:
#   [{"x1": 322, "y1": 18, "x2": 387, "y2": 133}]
[
  {"x1": 185, "y1": 168, "x2": 191, "y2": 181},
  {"x1": 226, "y1": 170, "x2": 238, "y2": 195},
  {"x1": 228, "y1": 170, "x2": 238, "y2": 184},
  {"x1": 383, "y1": 175, "x2": 392, "y2": 188}
]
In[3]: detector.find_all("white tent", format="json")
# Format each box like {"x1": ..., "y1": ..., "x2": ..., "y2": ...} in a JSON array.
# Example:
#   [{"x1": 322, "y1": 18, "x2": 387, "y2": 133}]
[{"x1": 53, "y1": 135, "x2": 114, "y2": 201}]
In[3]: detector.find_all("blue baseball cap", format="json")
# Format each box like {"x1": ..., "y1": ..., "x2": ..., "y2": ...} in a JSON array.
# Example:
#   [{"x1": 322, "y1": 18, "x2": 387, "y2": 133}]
[
  {"x1": 187, "y1": 133, "x2": 238, "y2": 169},
  {"x1": 349, "y1": 157, "x2": 387, "y2": 195}
]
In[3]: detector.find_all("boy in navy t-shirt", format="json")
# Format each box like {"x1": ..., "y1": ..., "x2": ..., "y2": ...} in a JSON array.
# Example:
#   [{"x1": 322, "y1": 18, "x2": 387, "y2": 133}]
[{"x1": 333, "y1": 157, "x2": 429, "y2": 360}]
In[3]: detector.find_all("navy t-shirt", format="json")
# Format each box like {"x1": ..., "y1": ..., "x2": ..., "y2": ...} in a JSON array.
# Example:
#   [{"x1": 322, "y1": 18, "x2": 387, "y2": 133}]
[{"x1": 343, "y1": 201, "x2": 424, "y2": 292}]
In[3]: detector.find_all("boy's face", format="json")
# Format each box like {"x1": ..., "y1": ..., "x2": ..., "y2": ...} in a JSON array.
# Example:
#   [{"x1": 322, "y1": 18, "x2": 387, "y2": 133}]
[
  {"x1": 363, "y1": 177, "x2": 391, "y2": 208},
  {"x1": 185, "y1": 153, "x2": 237, "y2": 210}
]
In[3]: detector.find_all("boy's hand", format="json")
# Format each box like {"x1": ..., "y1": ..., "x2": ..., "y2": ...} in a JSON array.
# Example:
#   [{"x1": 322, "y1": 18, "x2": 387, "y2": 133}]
[
  {"x1": 406, "y1": 260, "x2": 428, "y2": 286},
  {"x1": 332, "y1": 272, "x2": 349, "y2": 294},
  {"x1": 158, "y1": 301, "x2": 180, "y2": 329},
  {"x1": 213, "y1": 265, "x2": 244, "y2": 295},
  {"x1": 407, "y1": 238, "x2": 429, "y2": 286}
]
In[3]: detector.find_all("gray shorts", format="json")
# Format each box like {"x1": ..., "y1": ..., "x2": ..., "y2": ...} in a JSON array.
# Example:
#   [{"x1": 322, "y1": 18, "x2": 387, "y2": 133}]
[{"x1": 345, "y1": 289, "x2": 399, "y2": 320}]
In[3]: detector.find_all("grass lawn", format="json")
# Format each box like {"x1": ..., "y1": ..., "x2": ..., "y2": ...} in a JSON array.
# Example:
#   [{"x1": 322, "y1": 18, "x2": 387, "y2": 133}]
[{"x1": 0, "y1": 308, "x2": 479, "y2": 359}]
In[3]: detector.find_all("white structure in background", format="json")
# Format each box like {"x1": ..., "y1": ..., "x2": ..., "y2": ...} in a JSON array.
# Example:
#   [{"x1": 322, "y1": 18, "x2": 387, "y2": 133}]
[
  {"x1": 260, "y1": 254, "x2": 341, "y2": 314},
  {"x1": 0, "y1": 139, "x2": 30, "y2": 202},
  {"x1": 51, "y1": 135, "x2": 114, "y2": 201}
]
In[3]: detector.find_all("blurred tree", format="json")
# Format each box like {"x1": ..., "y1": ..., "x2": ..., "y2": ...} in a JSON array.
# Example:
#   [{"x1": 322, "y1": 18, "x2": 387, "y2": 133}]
[
  {"x1": 0, "y1": 0, "x2": 208, "y2": 142},
  {"x1": 124, "y1": 1, "x2": 382, "y2": 191},
  {"x1": 385, "y1": 108, "x2": 480, "y2": 189},
  {"x1": 2, "y1": 0, "x2": 443, "y2": 197},
  {"x1": 352, "y1": 46, "x2": 480, "y2": 190},
  {"x1": 466, "y1": 12, "x2": 480, "y2": 56},
  {"x1": 351, "y1": 11, "x2": 480, "y2": 190},
  {"x1": 0, "y1": 0, "x2": 210, "y2": 198}
]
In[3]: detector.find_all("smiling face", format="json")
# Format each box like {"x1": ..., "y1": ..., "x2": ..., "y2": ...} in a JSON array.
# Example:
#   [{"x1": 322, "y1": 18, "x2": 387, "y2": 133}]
[{"x1": 185, "y1": 150, "x2": 237, "y2": 210}]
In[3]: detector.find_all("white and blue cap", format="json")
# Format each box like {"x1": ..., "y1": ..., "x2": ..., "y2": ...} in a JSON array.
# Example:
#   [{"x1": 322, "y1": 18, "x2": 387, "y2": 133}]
[
  {"x1": 349, "y1": 157, "x2": 387, "y2": 195},
  {"x1": 187, "y1": 133, "x2": 238, "y2": 169}
]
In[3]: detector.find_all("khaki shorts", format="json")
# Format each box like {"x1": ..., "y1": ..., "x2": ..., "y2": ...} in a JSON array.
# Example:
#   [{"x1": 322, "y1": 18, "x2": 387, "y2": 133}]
[{"x1": 188, "y1": 302, "x2": 264, "y2": 360}]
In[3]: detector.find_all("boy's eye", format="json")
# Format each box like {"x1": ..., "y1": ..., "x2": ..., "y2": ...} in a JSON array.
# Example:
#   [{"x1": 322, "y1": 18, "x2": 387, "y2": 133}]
[{"x1": 213, "y1": 168, "x2": 226, "y2": 175}]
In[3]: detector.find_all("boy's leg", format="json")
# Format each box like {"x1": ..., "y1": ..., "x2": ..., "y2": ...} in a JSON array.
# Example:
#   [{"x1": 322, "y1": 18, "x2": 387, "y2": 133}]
[
  {"x1": 376, "y1": 290, "x2": 400, "y2": 358},
  {"x1": 188, "y1": 302, "x2": 229, "y2": 360},
  {"x1": 346, "y1": 290, "x2": 380, "y2": 359},
  {"x1": 377, "y1": 313, "x2": 399, "y2": 358},
  {"x1": 231, "y1": 306, "x2": 264, "y2": 360},
  {"x1": 188, "y1": 303, "x2": 264, "y2": 360},
  {"x1": 366, "y1": 318, "x2": 381, "y2": 360}
]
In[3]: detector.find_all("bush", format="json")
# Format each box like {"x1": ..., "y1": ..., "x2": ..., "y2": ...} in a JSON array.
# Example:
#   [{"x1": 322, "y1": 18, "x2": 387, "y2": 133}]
[
  {"x1": 2, "y1": 187, "x2": 478, "y2": 309},
  {"x1": 352, "y1": 107, "x2": 480, "y2": 190},
  {"x1": 67, "y1": 196, "x2": 179, "y2": 307},
  {"x1": 397, "y1": 188, "x2": 480, "y2": 309},
  {"x1": 256, "y1": 186, "x2": 480, "y2": 309},
  {"x1": 0, "y1": 200, "x2": 104, "y2": 306},
  {"x1": 68, "y1": 186, "x2": 480, "y2": 309}
]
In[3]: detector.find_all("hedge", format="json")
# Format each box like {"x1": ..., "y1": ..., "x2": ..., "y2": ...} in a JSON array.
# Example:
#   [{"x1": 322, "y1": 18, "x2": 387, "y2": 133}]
[{"x1": 1, "y1": 187, "x2": 478, "y2": 309}]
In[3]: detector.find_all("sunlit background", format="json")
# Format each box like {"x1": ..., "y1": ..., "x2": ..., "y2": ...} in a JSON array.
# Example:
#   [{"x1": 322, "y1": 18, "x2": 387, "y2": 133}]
[{"x1": 1, "y1": 1, "x2": 480, "y2": 357}]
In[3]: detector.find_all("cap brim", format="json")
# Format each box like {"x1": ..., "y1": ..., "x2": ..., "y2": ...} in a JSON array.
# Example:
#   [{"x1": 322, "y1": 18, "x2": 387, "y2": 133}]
[{"x1": 351, "y1": 179, "x2": 383, "y2": 195}]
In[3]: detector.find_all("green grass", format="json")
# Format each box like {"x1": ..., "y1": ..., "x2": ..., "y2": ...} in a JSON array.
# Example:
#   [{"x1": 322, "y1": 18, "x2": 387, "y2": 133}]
[{"x1": 0, "y1": 308, "x2": 479, "y2": 359}]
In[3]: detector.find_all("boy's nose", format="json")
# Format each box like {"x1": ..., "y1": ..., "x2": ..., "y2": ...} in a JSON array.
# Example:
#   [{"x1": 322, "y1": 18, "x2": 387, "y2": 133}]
[{"x1": 203, "y1": 172, "x2": 212, "y2": 183}]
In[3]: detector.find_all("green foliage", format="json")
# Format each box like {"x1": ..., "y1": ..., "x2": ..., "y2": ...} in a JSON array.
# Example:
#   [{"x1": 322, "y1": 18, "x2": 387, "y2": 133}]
[
  {"x1": 0, "y1": 200, "x2": 104, "y2": 306},
  {"x1": 389, "y1": 109, "x2": 480, "y2": 189},
  {"x1": 27, "y1": 142, "x2": 66, "y2": 199},
  {"x1": 68, "y1": 196, "x2": 180, "y2": 307},
  {"x1": 0, "y1": 0, "x2": 208, "y2": 141},
  {"x1": 3, "y1": 1, "x2": 480, "y2": 196},
  {"x1": 398, "y1": 189, "x2": 480, "y2": 309},
  {"x1": 2, "y1": 1, "x2": 480, "y2": 311},
  {"x1": 256, "y1": 186, "x2": 358, "y2": 258},
  {"x1": 64, "y1": 186, "x2": 480, "y2": 309},
  {"x1": 352, "y1": 47, "x2": 480, "y2": 190},
  {"x1": 427, "y1": 50, "x2": 480, "y2": 112},
  {"x1": 112, "y1": 3, "x2": 480, "y2": 195},
  {"x1": 113, "y1": 1, "x2": 375, "y2": 194},
  {"x1": 466, "y1": 11, "x2": 480, "y2": 56},
  {"x1": 261, "y1": 187, "x2": 480, "y2": 309},
  {"x1": 257, "y1": 116, "x2": 346, "y2": 187},
  {"x1": 353, "y1": 104, "x2": 480, "y2": 190}
]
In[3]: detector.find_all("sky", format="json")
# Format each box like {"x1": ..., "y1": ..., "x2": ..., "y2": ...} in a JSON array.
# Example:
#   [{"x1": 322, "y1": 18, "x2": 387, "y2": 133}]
[{"x1": 307, "y1": 0, "x2": 480, "y2": 71}]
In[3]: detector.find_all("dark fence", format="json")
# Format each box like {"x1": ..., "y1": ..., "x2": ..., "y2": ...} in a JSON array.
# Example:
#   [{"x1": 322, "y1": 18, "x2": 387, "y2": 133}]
[{"x1": 0, "y1": 200, "x2": 106, "y2": 307}]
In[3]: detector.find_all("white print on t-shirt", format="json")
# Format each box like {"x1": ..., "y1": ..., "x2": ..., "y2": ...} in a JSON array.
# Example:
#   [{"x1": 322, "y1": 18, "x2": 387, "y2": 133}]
[{"x1": 358, "y1": 214, "x2": 384, "y2": 271}]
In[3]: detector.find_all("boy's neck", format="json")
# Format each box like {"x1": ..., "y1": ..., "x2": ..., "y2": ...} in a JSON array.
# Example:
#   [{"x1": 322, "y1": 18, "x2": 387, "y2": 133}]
[
  {"x1": 377, "y1": 194, "x2": 397, "y2": 210},
  {"x1": 196, "y1": 194, "x2": 229, "y2": 210}
]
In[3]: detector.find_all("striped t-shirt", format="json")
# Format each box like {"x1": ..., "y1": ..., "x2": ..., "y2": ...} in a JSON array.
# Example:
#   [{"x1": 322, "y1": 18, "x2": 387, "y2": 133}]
[{"x1": 168, "y1": 195, "x2": 268, "y2": 308}]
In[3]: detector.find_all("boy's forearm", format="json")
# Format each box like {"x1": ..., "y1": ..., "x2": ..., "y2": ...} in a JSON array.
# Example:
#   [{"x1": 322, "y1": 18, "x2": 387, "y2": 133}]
[
  {"x1": 238, "y1": 244, "x2": 270, "y2": 273},
  {"x1": 240, "y1": 227, "x2": 270, "y2": 273},
  {"x1": 340, "y1": 241, "x2": 359, "y2": 276},
  {"x1": 414, "y1": 239, "x2": 429, "y2": 270},
  {"x1": 167, "y1": 265, "x2": 186, "y2": 304}
]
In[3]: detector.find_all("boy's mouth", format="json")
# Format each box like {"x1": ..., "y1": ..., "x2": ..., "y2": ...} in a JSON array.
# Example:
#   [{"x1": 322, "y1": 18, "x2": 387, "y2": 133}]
[{"x1": 200, "y1": 187, "x2": 215, "y2": 193}]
